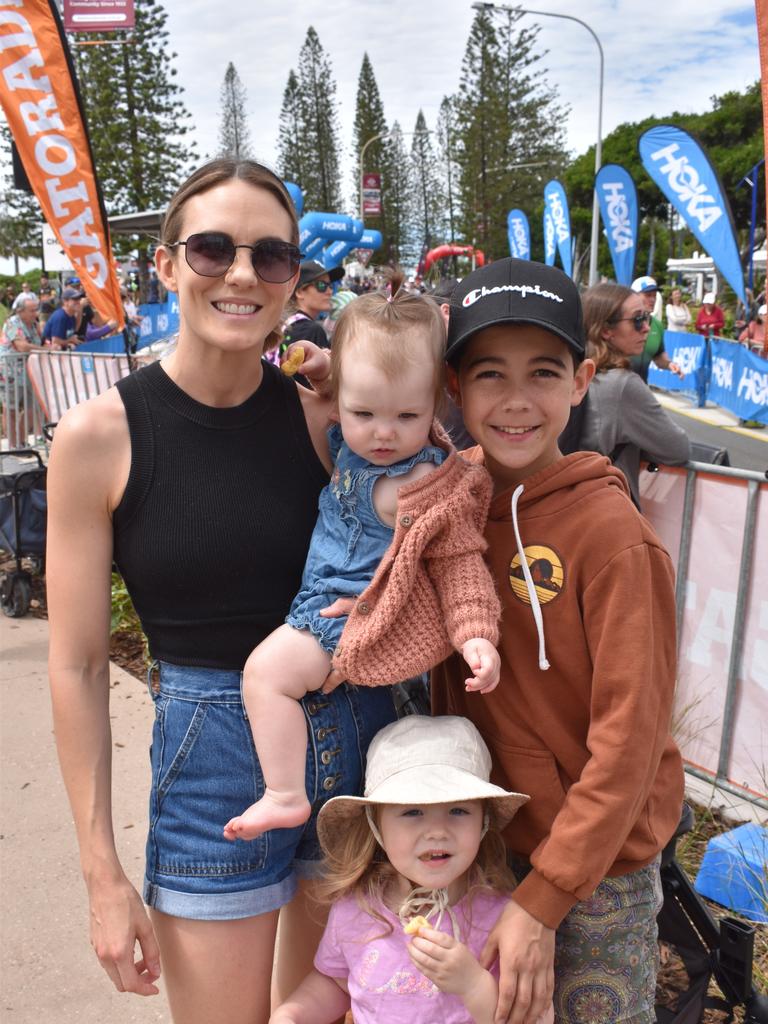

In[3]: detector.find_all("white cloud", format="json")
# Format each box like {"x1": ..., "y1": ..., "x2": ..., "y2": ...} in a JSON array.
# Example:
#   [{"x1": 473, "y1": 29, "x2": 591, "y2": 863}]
[{"x1": 162, "y1": 0, "x2": 760, "y2": 190}]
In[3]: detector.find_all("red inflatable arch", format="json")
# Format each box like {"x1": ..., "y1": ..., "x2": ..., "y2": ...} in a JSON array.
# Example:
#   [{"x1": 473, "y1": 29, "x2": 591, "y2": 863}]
[{"x1": 424, "y1": 244, "x2": 485, "y2": 271}]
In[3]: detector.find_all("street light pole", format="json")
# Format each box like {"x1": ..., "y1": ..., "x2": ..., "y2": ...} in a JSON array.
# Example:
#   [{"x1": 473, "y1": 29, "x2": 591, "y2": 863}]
[{"x1": 471, "y1": 2, "x2": 604, "y2": 285}]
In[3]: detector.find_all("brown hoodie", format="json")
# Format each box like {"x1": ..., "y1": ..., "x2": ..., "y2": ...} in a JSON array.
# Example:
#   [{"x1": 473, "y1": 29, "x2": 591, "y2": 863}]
[{"x1": 432, "y1": 450, "x2": 684, "y2": 930}]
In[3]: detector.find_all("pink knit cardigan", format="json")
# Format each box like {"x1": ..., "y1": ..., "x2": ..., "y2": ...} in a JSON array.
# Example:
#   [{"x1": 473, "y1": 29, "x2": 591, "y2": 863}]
[{"x1": 331, "y1": 430, "x2": 501, "y2": 686}]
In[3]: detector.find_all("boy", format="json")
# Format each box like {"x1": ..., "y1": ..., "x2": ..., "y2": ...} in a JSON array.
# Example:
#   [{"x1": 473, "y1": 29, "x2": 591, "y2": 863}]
[{"x1": 431, "y1": 258, "x2": 684, "y2": 1024}]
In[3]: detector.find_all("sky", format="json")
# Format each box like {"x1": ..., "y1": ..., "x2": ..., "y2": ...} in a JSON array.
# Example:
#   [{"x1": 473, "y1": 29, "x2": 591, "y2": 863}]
[{"x1": 161, "y1": 0, "x2": 761, "y2": 207}]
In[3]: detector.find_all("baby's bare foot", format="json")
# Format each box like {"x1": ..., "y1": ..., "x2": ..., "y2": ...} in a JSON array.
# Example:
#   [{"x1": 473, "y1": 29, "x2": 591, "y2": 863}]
[{"x1": 223, "y1": 790, "x2": 311, "y2": 841}]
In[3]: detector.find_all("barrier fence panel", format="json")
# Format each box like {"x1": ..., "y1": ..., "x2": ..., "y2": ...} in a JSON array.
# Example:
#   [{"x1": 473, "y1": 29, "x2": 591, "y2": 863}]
[{"x1": 641, "y1": 463, "x2": 768, "y2": 809}]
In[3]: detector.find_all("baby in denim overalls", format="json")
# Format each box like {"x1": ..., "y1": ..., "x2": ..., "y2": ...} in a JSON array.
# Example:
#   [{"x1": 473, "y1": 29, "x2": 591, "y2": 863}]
[{"x1": 224, "y1": 276, "x2": 502, "y2": 842}]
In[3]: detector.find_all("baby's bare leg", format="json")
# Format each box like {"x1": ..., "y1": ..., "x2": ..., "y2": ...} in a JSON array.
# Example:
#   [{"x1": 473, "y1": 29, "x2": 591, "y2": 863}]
[{"x1": 223, "y1": 625, "x2": 331, "y2": 841}]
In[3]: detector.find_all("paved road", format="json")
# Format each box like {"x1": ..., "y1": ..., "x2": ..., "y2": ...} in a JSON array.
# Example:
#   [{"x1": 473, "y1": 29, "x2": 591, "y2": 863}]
[{"x1": 656, "y1": 392, "x2": 768, "y2": 474}]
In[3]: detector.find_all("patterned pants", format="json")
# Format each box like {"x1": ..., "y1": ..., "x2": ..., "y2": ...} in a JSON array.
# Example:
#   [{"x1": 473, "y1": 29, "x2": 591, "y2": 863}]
[{"x1": 513, "y1": 857, "x2": 663, "y2": 1024}]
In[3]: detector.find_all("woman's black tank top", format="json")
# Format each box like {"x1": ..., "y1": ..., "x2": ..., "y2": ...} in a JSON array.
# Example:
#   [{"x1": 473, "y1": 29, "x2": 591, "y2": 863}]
[{"x1": 113, "y1": 359, "x2": 328, "y2": 669}]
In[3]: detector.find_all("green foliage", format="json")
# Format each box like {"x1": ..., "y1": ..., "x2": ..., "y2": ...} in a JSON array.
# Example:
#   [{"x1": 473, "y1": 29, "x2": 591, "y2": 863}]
[
  {"x1": 564, "y1": 81, "x2": 765, "y2": 284},
  {"x1": 352, "y1": 52, "x2": 398, "y2": 262},
  {"x1": 277, "y1": 70, "x2": 306, "y2": 189},
  {"x1": 452, "y1": 8, "x2": 569, "y2": 261},
  {"x1": 0, "y1": 125, "x2": 43, "y2": 270},
  {"x1": 110, "y1": 572, "x2": 142, "y2": 635},
  {"x1": 217, "y1": 62, "x2": 253, "y2": 160},
  {"x1": 384, "y1": 124, "x2": 415, "y2": 266},
  {"x1": 410, "y1": 109, "x2": 443, "y2": 255}
]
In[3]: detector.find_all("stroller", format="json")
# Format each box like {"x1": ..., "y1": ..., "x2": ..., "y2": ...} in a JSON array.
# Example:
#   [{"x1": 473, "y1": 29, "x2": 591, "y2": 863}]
[{"x1": 0, "y1": 448, "x2": 47, "y2": 617}]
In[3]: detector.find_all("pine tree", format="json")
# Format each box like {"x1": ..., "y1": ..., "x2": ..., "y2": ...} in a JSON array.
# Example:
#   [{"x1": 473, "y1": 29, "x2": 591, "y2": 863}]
[
  {"x1": 0, "y1": 125, "x2": 42, "y2": 273},
  {"x1": 353, "y1": 53, "x2": 391, "y2": 256},
  {"x1": 218, "y1": 62, "x2": 253, "y2": 160},
  {"x1": 384, "y1": 124, "x2": 415, "y2": 267},
  {"x1": 454, "y1": 8, "x2": 567, "y2": 260},
  {"x1": 294, "y1": 27, "x2": 342, "y2": 212},
  {"x1": 410, "y1": 110, "x2": 442, "y2": 259},
  {"x1": 436, "y1": 96, "x2": 460, "y2": 246},
  {"x1": 277, "y1": 70, "x2": 307, "y2": 188},
  {"x1": 73, "y1": 0, "x2": 198, "y2": 288}
]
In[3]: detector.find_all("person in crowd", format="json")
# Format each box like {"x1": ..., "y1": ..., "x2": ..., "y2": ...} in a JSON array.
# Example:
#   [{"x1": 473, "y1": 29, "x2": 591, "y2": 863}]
[
  {"x1": 581, "y1": 283, "x2": 690, "y2": 508},
  {"x1": 41, "y1": 286, "x2": 83, "y2": 349},
  {"x1": 0, "y1": 294, "x2": 43, "y2": 445},
  {"x1": 224, "y1": 274, "x2": 501, "y2": 842},
  {"x1": 739, "y1": 303, "x2": 767, "y2": 358},
  {"x1": 695, "y1": 292, "x2": 725, "y2": 337},
  {"x1": 38, "y1": 274, "x2": 57, "y2": 324},
  {"x1": 665, "y1": 287, "x2": 692, "y2": 332},
  {"x1": 283, "y1": 260, "x2": 344, "y2": 351},
  {"x1": 630, "y1": 276, "x2": 683, "y2": 380},
  {"x1": 429, "y1": 277, "x2": 475, "y2": 451},
  {"x1": 270, "y1": 715, "x2": 543, "y2": 1024},
  {"x1": 46, "y1": 158, "x2": 397, "y2": 1024},
  {"x1": 11, "y1": 280, "x2": 38, "y2": 311},
  {"x1": 430, "y1": 258, "x2": 684, "y2": 1024},
  {"x1": 76, "y1": 303, "x2": 119, "y2": 344},
  {"x1": 324, "y1": 287, "x2": 356, "y2": 341}
]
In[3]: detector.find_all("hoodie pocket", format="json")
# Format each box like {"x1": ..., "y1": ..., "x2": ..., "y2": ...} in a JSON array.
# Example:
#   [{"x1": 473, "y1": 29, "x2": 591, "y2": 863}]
[{"x1": 491, "y1": 739, "x2": 569, "y2": 851}]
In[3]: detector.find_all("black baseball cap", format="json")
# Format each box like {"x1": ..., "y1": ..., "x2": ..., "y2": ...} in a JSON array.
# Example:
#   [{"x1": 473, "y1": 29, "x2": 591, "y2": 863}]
[
  {"x1": 445, "y1": 258, "x2": 585, "y2": 366},
  {"x1": 298, "y1": 259, "x2": 344, "y2": 289}
]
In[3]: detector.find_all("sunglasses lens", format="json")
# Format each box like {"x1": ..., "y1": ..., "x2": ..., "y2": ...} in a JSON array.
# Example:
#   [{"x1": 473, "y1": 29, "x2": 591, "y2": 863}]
[
  {"x1": 185, "y1": 233, "x2": 235, "y2": 276},
  {"x1": 253, "y1": 240, "x2": 301, "y2": 283},
  {"x1": 314, "y1": 280, "x2": 330, "y2": 292}
]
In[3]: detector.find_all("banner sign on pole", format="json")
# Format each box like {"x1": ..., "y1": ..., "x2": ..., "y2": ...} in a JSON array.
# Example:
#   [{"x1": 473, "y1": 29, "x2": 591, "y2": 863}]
[
  {"x1": 595, "y1": 163, "x2": 638, "y2": 286},
  {"x1": 507, "y1": 209, "x2": 530, "y2": 260},
  {"x1": 543, "y1": 208, "x2": 556, "y2": 267},
  {"x1": 638, "y1": 125, "x2": 746, "y2": 303},
  {"x1": 707, "y1": 338, "x2": 768, "y2": 423},
  {"x1": 63, "y1": 0, "x2": 134, "y2": 32},
  {"x1": 0, "y1": 0, "x2": 124, "y2": 326},
  {"x1": 544, "y1": 179, "x2": 572, "y2": 276},
  {"x1": 362, "y1": 172, "x2": 381, "y2": 216},
  {"x1": 648, "y1": 331, "x2": 707, "y2": 393}
]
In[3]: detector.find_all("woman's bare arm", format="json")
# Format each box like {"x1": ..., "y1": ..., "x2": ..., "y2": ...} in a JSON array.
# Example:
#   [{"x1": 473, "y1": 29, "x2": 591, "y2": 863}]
[{"x1": 47, "y1": 390, "x2": 161, "y2": 995}]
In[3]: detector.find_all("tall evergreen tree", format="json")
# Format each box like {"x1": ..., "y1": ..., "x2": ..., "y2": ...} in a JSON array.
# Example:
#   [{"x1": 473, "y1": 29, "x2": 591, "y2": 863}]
[
  {"x1": 353, "y1": 53, "x2": 392, "y2": 258},
  {"x1": 436, "y1": 96, "x2": 460, "y2": 246},
  {"x1": 384, "y1": 123, "x2": 415, "y2": 266},
  {"x1": 0, "y1": 126, "x2": 42, "y2": 273},
  {"x1": 410, "y1": 110, "x2": 442, "y2": 258},
  {"x1": 73, "y1": 0, "x2": 197, "y2": 288},
  {"x1": 277, "y1": 69, "x2": 307, "y2": 188},
  {"x1": 454, "y1": 8, "x2": 567, "y2": 260},
  {"x1": 217, "y1": 62, "x2": 253, "y2": 160},
  {"x1": 294, "y1": 27, "x2": 342, "y2": 211}
]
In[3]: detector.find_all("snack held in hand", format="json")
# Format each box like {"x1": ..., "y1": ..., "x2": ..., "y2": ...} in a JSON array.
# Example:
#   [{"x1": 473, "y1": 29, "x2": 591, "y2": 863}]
[
  {"x1": 403, "y1": 915, "x2": 430, "y2": 935},
  {"x1": 281, "y1": 345, "x2": 305, "y2": 376}
]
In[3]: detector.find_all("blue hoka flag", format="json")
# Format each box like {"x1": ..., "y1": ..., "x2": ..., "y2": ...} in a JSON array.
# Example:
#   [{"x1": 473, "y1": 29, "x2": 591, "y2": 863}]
[
  {"x1": 638, "y1": 125, "x2": 745, "y2": 303},
  {"x1": 507, "y1": 209, "x2": 531, "y2": 260},
  {"x1": 595, "y1": 164, "x2": 638, "y2": 286},
  {"x1": 544, "y1": 180, "x2": 572, "y2": 276},
  {"x1": 543, "y1": 208, "x2": 556, "y2": 266}
]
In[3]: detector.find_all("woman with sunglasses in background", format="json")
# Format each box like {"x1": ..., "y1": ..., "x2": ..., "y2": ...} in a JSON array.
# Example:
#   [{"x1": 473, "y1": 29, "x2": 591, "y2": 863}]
[
  {"x1": 282, "y1": 259, "x2": 344, "y2": 352},
  {"x1": 580, "y1": 283, "x2": 690, "y2": 509},
  {"x1": 46, "y1": 159, "x2": 396, "y2": 1024}
]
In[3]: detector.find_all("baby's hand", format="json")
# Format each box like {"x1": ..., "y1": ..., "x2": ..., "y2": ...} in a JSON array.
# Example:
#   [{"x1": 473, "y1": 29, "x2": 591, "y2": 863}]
[
  {"x1": 461, "y1": 638, "x2": 500, "y2": 693},
  {"x1": 407, "y1": 926, "x2": 484, "y2": 997}
]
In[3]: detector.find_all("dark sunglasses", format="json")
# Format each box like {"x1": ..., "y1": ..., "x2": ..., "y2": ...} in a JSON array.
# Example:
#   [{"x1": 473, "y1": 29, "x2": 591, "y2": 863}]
[
  {"x1": 311, "y1": 279, "x2": 332, "y2": 293},
  {"x1": 167, "y1": 232, "x2": 301, "y2": 283},
  {"x1": 610, "y1": 311, "x2": 651, "y2": 331}
]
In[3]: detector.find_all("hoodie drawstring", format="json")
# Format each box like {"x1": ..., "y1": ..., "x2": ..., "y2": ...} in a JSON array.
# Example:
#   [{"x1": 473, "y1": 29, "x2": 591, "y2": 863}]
[{"x1": 511, "y1": 484, "x2": 550, "y2": 671}]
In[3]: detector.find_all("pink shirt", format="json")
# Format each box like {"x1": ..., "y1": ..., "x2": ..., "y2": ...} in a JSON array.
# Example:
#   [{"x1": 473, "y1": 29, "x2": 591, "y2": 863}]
[{"x1": 315, "y1": 889, "x2": 507, "y2": 1023}]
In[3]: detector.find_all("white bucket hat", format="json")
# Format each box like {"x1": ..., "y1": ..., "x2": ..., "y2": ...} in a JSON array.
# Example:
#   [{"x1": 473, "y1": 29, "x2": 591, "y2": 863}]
[{"x1": 317, "y1": 715, "x2": 529, "y2": 855}]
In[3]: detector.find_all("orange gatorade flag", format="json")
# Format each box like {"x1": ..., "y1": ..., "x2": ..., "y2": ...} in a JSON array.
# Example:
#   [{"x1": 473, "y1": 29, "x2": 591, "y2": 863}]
[
  {"x1": 0, "y1": 0, "x2": 124, "y2": 326},
  {"x1": 757, "y1": 0, "x2": 768, "y2": 242}
]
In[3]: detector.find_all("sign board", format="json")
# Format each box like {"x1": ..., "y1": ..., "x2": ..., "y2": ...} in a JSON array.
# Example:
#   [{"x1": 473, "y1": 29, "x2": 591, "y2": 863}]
[
  {"x1": 42, "y1": 223, "x2": 73, "y2": 272},
  {"x1": 362, "y1": 172, "x2": 381, "y2": 216},
  {"x1": 63, "y1": 0, "x2": 135, "y2": 32}
]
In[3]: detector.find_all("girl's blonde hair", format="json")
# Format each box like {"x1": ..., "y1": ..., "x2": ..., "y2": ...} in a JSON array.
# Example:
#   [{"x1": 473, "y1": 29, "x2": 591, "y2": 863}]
[
  {"x1": 582, "y1": 283, "x2": 638, "y2": 373},
  {"x1": 329, "y1": 270, "x2": 447, "y2": 409},
  {"x1": 314, "y1": 801, "x2": 516, "y2": 935}
]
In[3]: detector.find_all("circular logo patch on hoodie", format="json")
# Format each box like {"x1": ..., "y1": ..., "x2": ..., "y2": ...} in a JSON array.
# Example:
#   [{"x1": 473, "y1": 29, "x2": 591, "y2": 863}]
[{"x1": 509, "y1": 545, "x2": 564, "y2": 605}]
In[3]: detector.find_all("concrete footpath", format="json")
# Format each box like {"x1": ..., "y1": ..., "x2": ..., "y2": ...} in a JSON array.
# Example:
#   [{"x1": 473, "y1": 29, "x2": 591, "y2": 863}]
[{"x1": 1, "y1": 615, "x2": 171, "y2": 1023}]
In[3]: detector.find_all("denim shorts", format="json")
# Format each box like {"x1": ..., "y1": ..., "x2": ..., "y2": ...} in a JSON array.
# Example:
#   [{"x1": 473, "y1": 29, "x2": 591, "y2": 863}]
[{"x1": 143, "y1": 660, "x2": 396, "y2": 921}]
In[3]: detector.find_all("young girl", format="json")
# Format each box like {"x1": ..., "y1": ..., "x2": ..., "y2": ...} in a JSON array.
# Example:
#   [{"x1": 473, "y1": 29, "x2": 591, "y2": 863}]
[
  {"x1": 224, "y1": 278, "x2": 502, "y2": 842},
  {"x1": 269, "y1": 714, "x2": 551, "y2": 1024}
]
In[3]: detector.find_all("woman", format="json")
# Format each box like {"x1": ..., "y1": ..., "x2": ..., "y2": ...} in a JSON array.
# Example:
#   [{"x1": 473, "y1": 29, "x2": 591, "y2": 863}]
[
  {"x1": 739, "y1": 303, "x2": 767, "y2": 358},
  {"x1": 0, "y1": 294, "x2": 43, "y2": 445},
  {"x1": 665, "y1": 287, "x2": 691, "y2": 332},
  {"x1": 46, "y1": 159, "x2": 396, "y2": 1024},
  {"x1": 695, "y1": 292, "x2": 725, "y2": 337},
  {"x1": 282, "y1": 259, "x2": 344, "y2": 350},
  {"x1": 581, "y1": 283, "x2": 690, "y2": 508}
]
